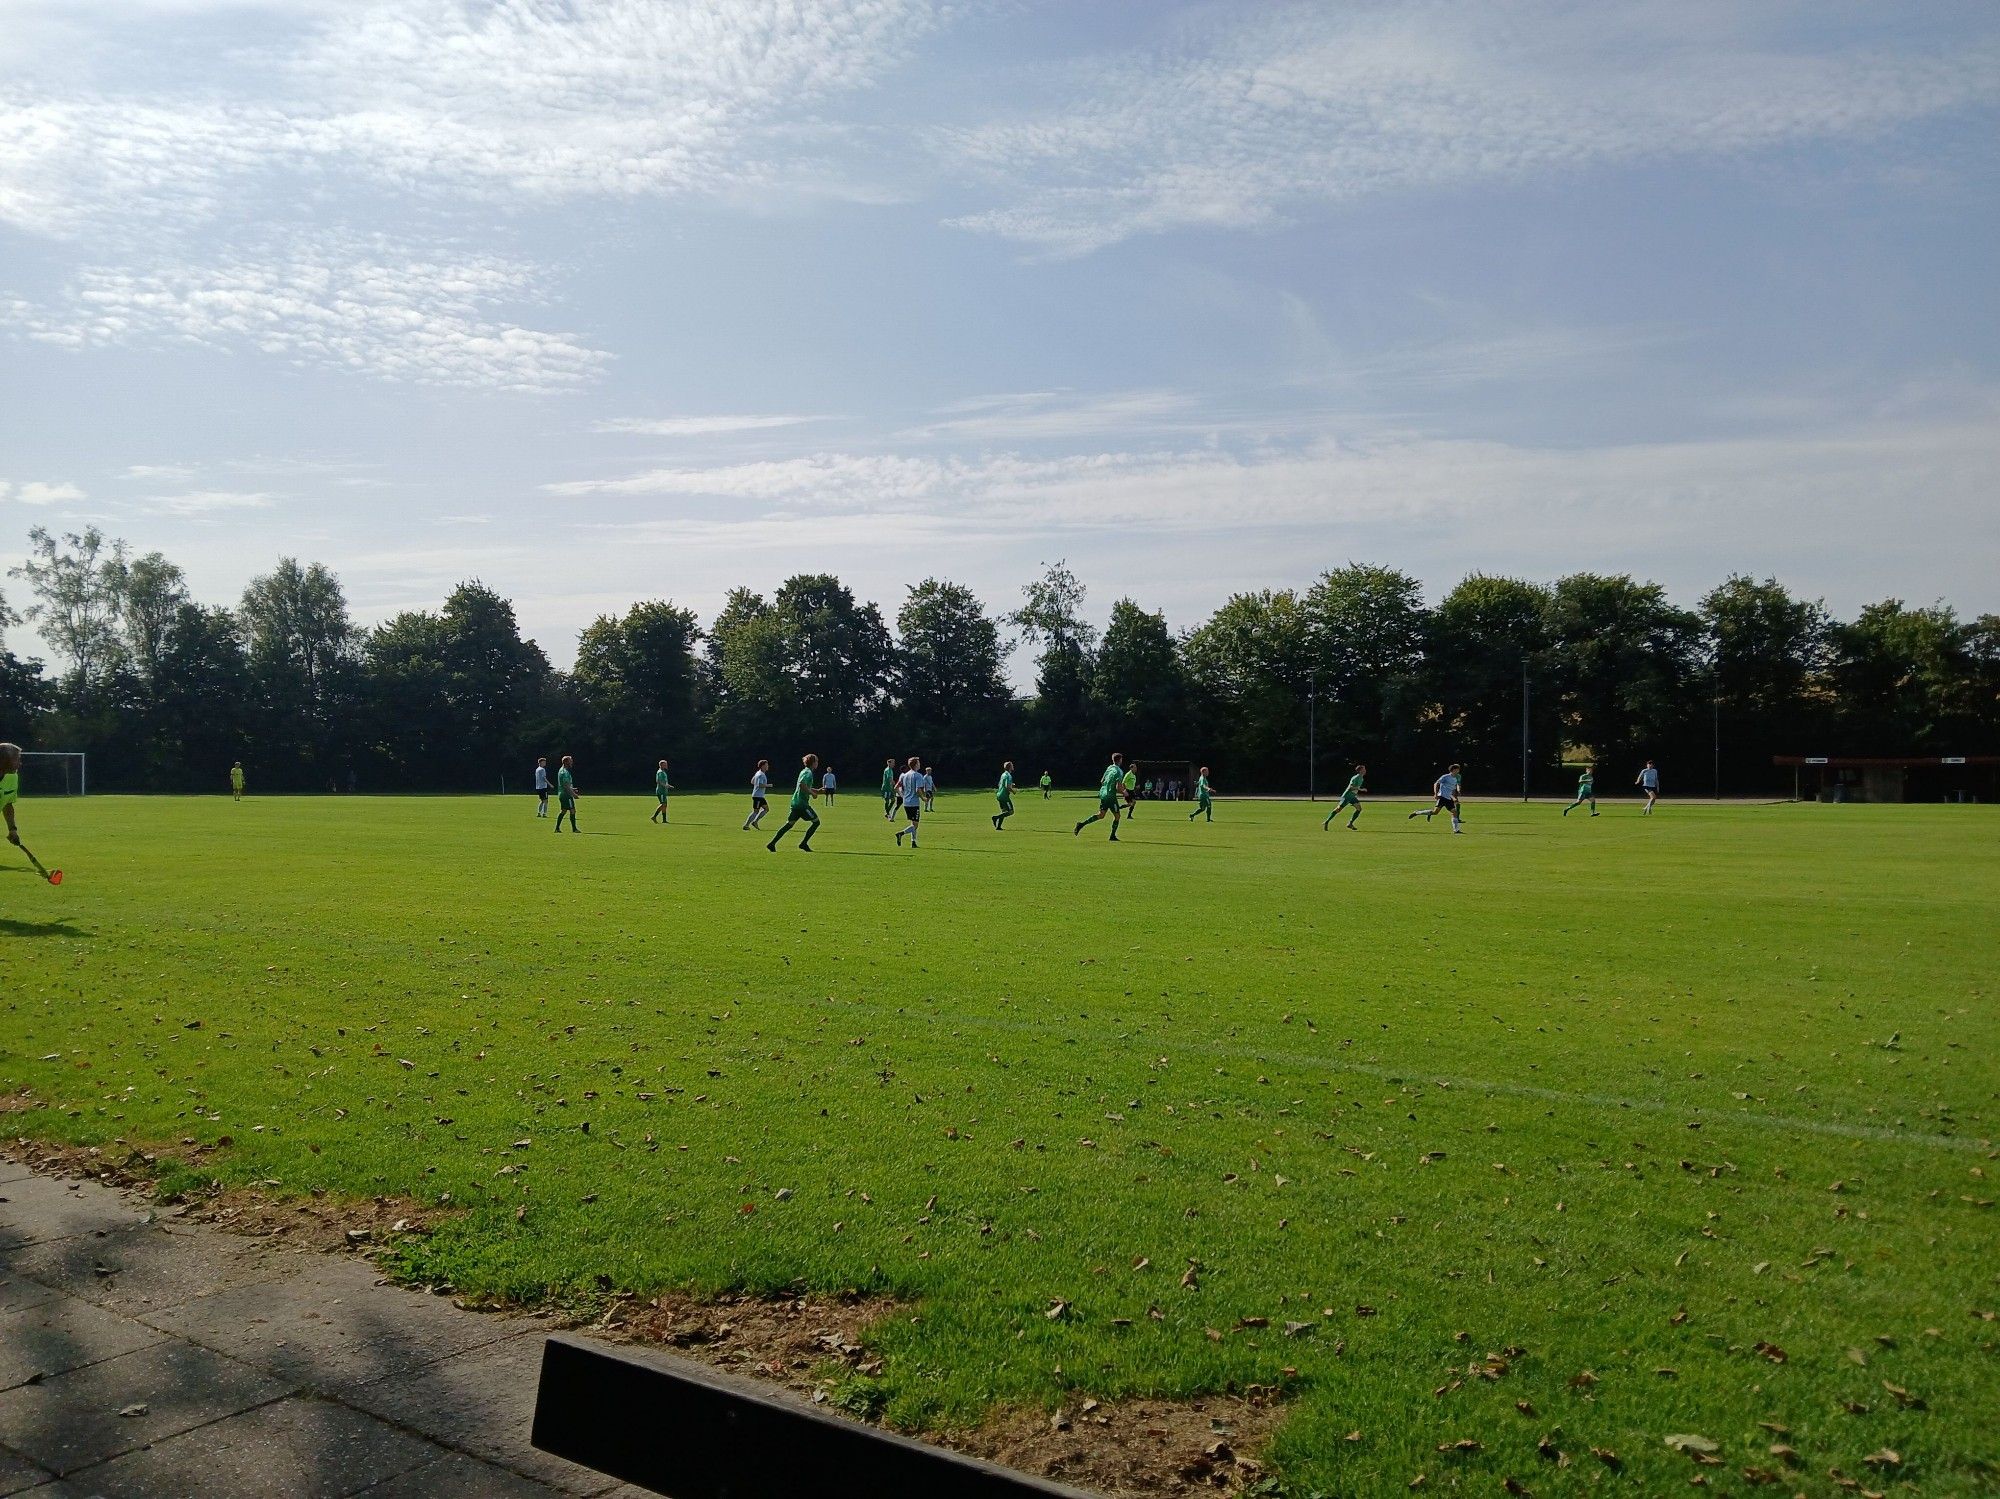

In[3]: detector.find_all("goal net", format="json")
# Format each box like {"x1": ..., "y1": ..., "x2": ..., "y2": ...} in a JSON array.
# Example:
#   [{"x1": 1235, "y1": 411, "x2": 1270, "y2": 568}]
[
  {"x1": 18, "y1": 751, "x2": 88, "y2": 796},
  {"x1": 1133, "y1": 759, "x2": 1196, "y2": 800}
]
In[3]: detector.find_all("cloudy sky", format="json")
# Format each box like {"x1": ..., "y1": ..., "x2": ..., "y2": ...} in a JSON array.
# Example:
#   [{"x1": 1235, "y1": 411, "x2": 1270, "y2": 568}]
[{"x1": 2, "y1": 0, "x2": 1996, "y2": 675}]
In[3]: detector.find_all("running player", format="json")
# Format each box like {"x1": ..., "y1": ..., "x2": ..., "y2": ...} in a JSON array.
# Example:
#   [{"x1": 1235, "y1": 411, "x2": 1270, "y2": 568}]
[
  {"x1": 1635, "y1": 760, "x2": 1660, "y2": 814},
  {"x1": 1075, "y1": 753, "x2": 1126, "y2": 841},
  {"x1": 554, "y1": 755, "x2": 580, "y2": 832},
  {"x1": 743, "y1": 759, "x2": 772, "y2": 831},
  {"x1": 1039, "y1": 771, "x2": 1053, "y2": 799},
  {"x1": 881, "y1": 757, "x2": 898, "y2": 819},
  {"x1": 650, "y1": 760, "x2": 674, "y2": 823},
  {"x1": 229, "y1": 761, "x2": 246, "y2": 802},
  {"x1": 533, "y1": 757, "x2": 551, "y2": 818},
  {"x1": 894, "y1": 756, "x2": 924, "y2": 847},
  {"x1": 993, "y1": 761, "x2": 1017, "y2": 830},
  {"x1": 1189, "y1": 766, "x2": 1215, "y2": 823},
  {"x1": 1408, "y1": 764, "x2": 1463, "y2": 833},
  {"x1": 1121, "y1": 764, "x2": 1139, "y2": 818},
  {"x1": 765, "y1": 754, "x2": 821, "y2": 852},
  {"x1": 1323, "y1": 764, "x2": 1365, "y2": 829},
  {"x1": 1563, "y1": 764, "x2": 1598, "y2": 817}
]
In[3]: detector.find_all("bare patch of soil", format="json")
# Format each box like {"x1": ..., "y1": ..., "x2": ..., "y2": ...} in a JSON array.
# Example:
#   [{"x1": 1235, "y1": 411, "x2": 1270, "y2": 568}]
[
  {"x1": 599, "y1": 1288, "x2": 905, "y2": 1402},
  {"x1": 943, "y1": 1389, "x2": 1288, "y2": 1498}
]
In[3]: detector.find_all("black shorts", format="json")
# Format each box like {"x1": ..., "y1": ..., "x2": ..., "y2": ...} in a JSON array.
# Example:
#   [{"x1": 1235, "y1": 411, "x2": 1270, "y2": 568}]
[
  {"x1": 752, "y1": 796, "x2": 768, "y2": 809},
  {"x1": 1434, "y1": 795, "x2": 1459, "y2": 813},
  {"x1": 903, "y1": 804, "x2": 921, "y2": 822}
]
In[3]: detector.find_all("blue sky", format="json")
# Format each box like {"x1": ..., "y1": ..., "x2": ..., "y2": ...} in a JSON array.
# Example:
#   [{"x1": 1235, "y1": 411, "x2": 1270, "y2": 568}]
[{"x1": 2, "y1": 0, "x2": 1996, "y2": 677}]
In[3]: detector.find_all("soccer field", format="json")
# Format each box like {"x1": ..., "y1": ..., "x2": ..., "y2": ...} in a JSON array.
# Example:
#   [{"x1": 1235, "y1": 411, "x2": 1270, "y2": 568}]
[{"x1": 4, "y1": 792, "x2": 1996, "y2": 1494}]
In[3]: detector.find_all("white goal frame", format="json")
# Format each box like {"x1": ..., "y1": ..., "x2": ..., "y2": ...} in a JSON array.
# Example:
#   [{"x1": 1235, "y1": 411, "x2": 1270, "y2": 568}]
[{"x1": 19, "y1": 751, "x2": 87, "y2": 796}]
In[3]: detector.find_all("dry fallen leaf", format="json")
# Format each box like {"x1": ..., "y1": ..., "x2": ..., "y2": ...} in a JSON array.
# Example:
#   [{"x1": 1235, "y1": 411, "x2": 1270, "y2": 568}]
[{"x1": 1665, "y1": 1433, "x2": 1720, "y2": 1455}]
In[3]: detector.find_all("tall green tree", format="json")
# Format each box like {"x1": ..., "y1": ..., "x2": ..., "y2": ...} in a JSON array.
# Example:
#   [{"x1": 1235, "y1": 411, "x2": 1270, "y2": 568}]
[
  {"x1": 1542, "y1": 574, "x2": 1704, "y2": 769},
  {"x1": 150, "y1": 604, "x2": 252, "y2": 787},
  {"x1": 1302, "y1": 564, "x2": 1427, "y2": 772},
  {"x1": 1425, "y1": 575, "x2": 1555, "y2": 788},
  {"x1": 1831, "y1": 601, "x2": 1984, "y2": 753},
  {"x1": 1181, "y1": 589, "x2": 1313, "y2": 788},
  {"x1": 573, "y1": 600, "x2": 702, "y2": 783},
  {"x1": 9, "y1": 526, "x2": 128, "y2": 705},
  {"x1": 1090, "y1": 599, "x2": 1186, "y2": 751},
  {"x1": 1008, "y1": 561, "x2": 1096, "y2": 778},
  {"x1": 1700, "y1": 575, "x2": 1832, "y2": 786},
  {"x1": 240, "y1": 558, "x2": 360, "y2": 788},
  {"x1": 893, "y1": 579, "x2": 1012, "y2": 767}
]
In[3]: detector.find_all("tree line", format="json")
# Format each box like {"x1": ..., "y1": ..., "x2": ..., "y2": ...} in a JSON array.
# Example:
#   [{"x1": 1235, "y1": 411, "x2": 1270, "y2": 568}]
[{"x1": 3, "y1": 526, "x2": 1995, "y2": 795}]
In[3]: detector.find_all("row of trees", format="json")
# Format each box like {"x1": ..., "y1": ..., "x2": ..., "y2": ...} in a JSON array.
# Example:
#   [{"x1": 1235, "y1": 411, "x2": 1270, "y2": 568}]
[{"x1": 4, "y1": 526, "x2": 1996, "y2": 794}]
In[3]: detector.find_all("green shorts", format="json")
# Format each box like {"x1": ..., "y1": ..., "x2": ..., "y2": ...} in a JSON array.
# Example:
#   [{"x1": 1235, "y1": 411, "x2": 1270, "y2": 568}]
[
  {"x1": 789, "y1": 802, "x2": 819, "y2": 822},
  {"x1": 559, "y1": 794, "x2": 576, "y2": 810},
  {"x1": 1099, "y1": 791, "x2": 1119, "y2": 812},
  {"x1": 997, "y1": 794, "x2": 1014, "y2": 813},
  {"x1": 1337, "y1": 791, "x2": 1359, "y2": 809},
  {"x1": 656, "y1": 791, "x2": 669, "y2": 804}
]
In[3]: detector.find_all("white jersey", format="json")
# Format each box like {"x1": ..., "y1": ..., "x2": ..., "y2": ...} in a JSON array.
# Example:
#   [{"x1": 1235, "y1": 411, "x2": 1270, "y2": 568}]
[
  {"x1": 1436, "y1": 773, "x2": 1460, "y2": 799},
  {"x1": 1640, "y1": 767, "x2": 1659, "y2": 789},
  {"x1": 822, "y1": 772, "x2": 837, "y2": 790},
  {"x1": 920, "y1": 774, "x2": 935, "y2": 793},
  {"x1": 533, "y1": 766, "x2": 550, "y2": 791},
  {"x1": 898, "y1": 769, "x2": 924, "y2": 807},
  {"x1": 751, "y1": 770, "x2": 770, "y2": 799}
]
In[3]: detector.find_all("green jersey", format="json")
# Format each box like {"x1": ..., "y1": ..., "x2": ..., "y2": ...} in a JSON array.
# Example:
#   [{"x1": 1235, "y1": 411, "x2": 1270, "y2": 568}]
[
  {"x1": 1122, "y1": 769, "x2": 1138, "y2": 792},
  {"x1": 0, "y1": 770, "x2": 17, "y2": 809},
  {"x1": 556, "y1": 767, "x2": 575, "y2": 799},
  {"x1": 997, "y1": 770, "x2": 1014, "y2": 799},
  {"x1": 881, "y1": 766, "x2": 895, "y2": 793},
  {"x1": 1346, "y1": 773, "x2": 1364, "y2": 795},
  {"x1": 1100, "y1": 764, "x2": 1123, "y2": 795},
  {"x1": 655, "y1": 769, "x2": 670, "y2": 796},
  {"x1": 1197, "y1": 774, "x2": 1212, "y2": 799},
  {"x1": 1577, "y1": 772, "x2": 1593, "y2": 791},
  {"x1": 1039, "y1": 773, "x2": 1052, "y2": 788},
  {"x1": 791, "y1": 768, "x2": 815, "y2": 809}
]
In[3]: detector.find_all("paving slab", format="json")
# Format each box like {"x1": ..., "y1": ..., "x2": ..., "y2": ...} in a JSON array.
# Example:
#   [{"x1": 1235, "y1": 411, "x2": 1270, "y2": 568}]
[
  {"x1": 0, "y1": 1160, "x2": 35, "y2": 1187},
  {"x1": 347, "y1": 1334, "x2": 616, "y2": 1495},
  {"x1": 0, "y1": 1296, "x2": 165, "y2": 1393},
  {"x1": 138, "y1": 1257, "x2": 526, "y2": 1399},
  {"x1": 0, "y1": 1177, "x2": 149, "y2": 1250},
  {"x1": 350, "y1": 1450, "x2": 578, "y2": 1498},
  {"x1": 0, "y1": 1446, "x2": 58, "y2": 1499},
  {"x1": 0, "y1": 1337, "x2": 292, "y2": 1475},
  {"x1": 0, "y1": 1268, "x2": 62, "y2": 1316},
  {"x1": 9, "y1": 1221, "x2": 298, "y2": 1317},
  {"x1": 60, "y1": 1394, "x2": 440, "y2": 1499}
]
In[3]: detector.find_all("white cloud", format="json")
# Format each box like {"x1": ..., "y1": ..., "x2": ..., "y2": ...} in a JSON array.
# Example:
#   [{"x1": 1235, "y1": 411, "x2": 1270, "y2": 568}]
[
  {"x1": 4, "y1": 240, "x2": 610, "y2": 391},
  {"x1": 592, "y1": 415, "x2": 832, "y2": 437},
  {"x1": 940, "y1": 1, "x2": 2000, "y2": 253},
  {"x1": 1, "y1": 479, "x2": 86, "y2": 505},
  {"x1": 122, "y1": 463, "x2": 195, "y2": 480},
  {"x1": 142, "y1": 490, "x2": 275, "y2": 515},
  {"x1": 0, "y1": 0, "x2": 936, "y2": 237},
  {"x1": 899, "y1": 389, "x2": 1195, "y2": 441}
]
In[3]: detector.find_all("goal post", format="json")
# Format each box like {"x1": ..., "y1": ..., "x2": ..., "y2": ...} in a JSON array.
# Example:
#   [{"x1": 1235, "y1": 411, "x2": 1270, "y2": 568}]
[{"x1": 18, "y1": 751, "x2": 87, "y2": 796}]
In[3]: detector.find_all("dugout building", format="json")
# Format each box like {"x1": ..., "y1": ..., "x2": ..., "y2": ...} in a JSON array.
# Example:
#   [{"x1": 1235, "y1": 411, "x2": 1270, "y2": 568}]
[{"x1": 1774, "y1": 755, "x2": 1999, "y2": 803}]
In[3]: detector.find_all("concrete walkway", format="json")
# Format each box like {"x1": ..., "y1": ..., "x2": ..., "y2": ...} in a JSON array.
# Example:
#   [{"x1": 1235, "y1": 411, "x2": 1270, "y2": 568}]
[{"x1": 0, "y1": 1153, "x2": 651, "y2": 1499}]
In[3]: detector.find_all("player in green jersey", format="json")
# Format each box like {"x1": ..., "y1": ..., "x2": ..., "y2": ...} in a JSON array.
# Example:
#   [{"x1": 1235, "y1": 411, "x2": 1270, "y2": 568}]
[
  {"x1": 1562, "y1": 765, "x2": 1598, "y2": 817},
  {"x1": 554, "y1": 755, "x2": 580, "y2": 832},
  {"x1": 881, "y1": 757, "x2": 898, "y2": 819},
  {"x1": 650, "y1": 760, "x2": 674, "y2": 823},
  {"x1": 229, "y1": 761, "x2": 246, "y2": 801},
  {"x1": 1074, "y1": 752, "x2": 1126, "y2": 841},
  {"x1": 1188, "y1": 766, "x2": 1215, "y2": 822},
  {"x1": 1323, "y1": 764, "x2": 1365, "y2": 829},
  {"x1": 993, "y1": 761, "x2": 1017, "y2": 829},
  {"x1": 766, "y1": 753, "x2": 821, "y2": 852},
  {"x1": 1, "y1": 742, "x2": 22, "y2": 850},
  {"x1": 1039, "y1": 771, "x2": 1053, "y2": 799}
]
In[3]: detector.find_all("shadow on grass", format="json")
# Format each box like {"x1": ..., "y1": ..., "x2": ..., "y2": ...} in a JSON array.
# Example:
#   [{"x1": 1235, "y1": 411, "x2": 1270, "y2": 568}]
[{"x1": 0, "y1": 918, "x2": 91, "y2": 939}]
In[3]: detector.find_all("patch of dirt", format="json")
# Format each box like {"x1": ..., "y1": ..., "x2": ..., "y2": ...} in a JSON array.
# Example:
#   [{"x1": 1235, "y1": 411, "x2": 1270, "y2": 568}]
[
  {"x1": 7, "y1": 1088, "x2": 1286, "y2": 1496},
  {"x1": 943, "y1": 1390, "x2": 1288, "y2": 1498}
]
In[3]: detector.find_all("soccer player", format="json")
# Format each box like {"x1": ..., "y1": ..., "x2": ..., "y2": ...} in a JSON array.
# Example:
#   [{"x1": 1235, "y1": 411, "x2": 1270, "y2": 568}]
[
  {"x1": 822, "y1": 765, "x2": 837, "y2": 804},
  {"x1": 920, "y1": 766, "x2": 936, "y2": 812},
  {"x1": 766, "y1": 753, "x2": 821, "y2": 852},
  {"x1": 1, "y1": 742, "x2": 22, "y2": 850},
  {"x1": 881, "y1": 757, "x2": 898, "y2": 819},
  {"x1": 1075, "y1": 753, "x2": 1126, "y2": 841},
  {"x1": 554, "y1": 755, "x2": 580, "y2": 833},
  {"x1": 894, "y1": 756, "x2": 924, "y2": 846},
  {"x1": 1039, "y1": 770, "x2": 1053, "y2": 799},
  {"x1": 651, "y1": 760, "x2": 674, "y2": 823},
  {"x1": 227, "y1": 760, "x2": 246, "y2": 801},
  {"x1": 743, "y1": 759, "x2": 772, "y2": 831},
  {"x1": 1563, "y1": 764, "x2": 1598, "y2": 817},
  {"x1": 533, "y1": 757, "x2": 551, "y2": 818},
  {"x1": 1323, "y1": 764, "x2": 1365, "y2": 829},
  {"x1": 1189, "y1": 766, "x2": 1216, "y2": 823},
  {"x1": 993, "y1": 761, "x2": 1017, "y2": 830},
  {"x1": 1408, "y1": 764, "x2": 1464, "y2": 833},
  {"x1": 1635, "y1": 759, "x2": 1660, "y2": 814},
  {"x1": 1121, "y1": 764, "x2": 1139, "y2": 818}
]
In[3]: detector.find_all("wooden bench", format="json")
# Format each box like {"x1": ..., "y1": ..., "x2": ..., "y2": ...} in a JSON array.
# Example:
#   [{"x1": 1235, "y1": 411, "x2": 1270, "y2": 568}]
[{"x1": 531, "y1": 1334, "x2": 1099, "y2": 1498}]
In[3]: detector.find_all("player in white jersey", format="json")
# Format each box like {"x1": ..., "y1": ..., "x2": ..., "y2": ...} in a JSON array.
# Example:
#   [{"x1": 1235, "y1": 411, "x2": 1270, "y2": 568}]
[
  {"x1": 1408, "y1": 763, "x2": 1465, "y2": 833},
  {"x1": 742, "y1": 759, "x2": 772, "y2": 831},
  {"x1": 533, "y1": 758, "x2": 551, "y2": 818},
  {"x1": 919, "y1": 767, "x2": 936, "y2": 811},
  {"x1": 894, "y1": 757, "x2": 925, "y2": 847},
  {"x1": 1635, "y1": 759, "x2": 1660, "y2": 814}
]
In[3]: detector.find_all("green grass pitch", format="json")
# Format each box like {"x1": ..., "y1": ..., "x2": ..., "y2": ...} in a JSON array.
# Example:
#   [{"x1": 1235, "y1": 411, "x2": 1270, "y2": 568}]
[{"x1": 4, "y1": 791, "x2": 1995, "y2": 1494}]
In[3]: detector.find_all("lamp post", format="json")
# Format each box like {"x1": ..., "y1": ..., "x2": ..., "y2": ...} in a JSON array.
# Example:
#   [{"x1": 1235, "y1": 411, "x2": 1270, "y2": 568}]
[
  {"x1": 1308, "y1": 669, "x2": 1317, "y2": 801},
  {"x1": 1520, "y1": 655, "x2": 1530, "y2": 801}
]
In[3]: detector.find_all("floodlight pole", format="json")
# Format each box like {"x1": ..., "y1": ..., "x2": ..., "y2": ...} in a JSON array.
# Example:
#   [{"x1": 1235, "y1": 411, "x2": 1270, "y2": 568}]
[
  {"x1": 1712, "y1": 694, "x2": 1721, "y2": 801},
  {"x1": 1307, "y1": 669, "x2": 1317, "y2": 801},
  {"x1": 1520, "y1": 655, "x2": 1530, "y2": 802}
]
